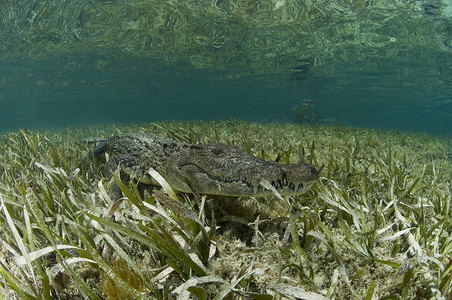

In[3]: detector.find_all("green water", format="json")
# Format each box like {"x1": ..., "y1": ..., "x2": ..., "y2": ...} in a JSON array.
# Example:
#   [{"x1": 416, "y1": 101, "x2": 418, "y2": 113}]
[{"x1": 0, "y1": 0, "x2": 451, "y2": 135}]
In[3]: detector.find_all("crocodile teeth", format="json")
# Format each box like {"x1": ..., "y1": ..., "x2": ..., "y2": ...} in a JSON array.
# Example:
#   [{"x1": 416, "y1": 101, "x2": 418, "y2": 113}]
[
  {"x1": 218, "y1": 176, "x2": 252, "y2": 185},
  {"x1": 216, "y1": 176, "x2": 304, "y2": 194}
]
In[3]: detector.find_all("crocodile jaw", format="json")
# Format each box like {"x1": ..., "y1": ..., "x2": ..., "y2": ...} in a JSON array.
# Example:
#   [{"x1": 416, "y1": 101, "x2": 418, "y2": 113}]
[
  {"x1": 172, "y1": 163, "x2": 318, "y2": 197},
  {"x1": 164, "y1": 144, "x2": 320, "y2": 196},
  {"x1": 178, "y1": 173, "x2": 316, "y2": 196}
]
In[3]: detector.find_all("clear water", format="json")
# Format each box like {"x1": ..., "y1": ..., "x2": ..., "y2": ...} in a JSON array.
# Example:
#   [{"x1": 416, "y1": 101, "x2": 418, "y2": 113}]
[{"x1": 0, "y1": 1, "x2": 451, "y2": 135}]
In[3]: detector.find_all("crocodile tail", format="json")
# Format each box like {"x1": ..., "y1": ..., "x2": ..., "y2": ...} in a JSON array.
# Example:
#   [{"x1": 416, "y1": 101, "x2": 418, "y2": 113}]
[
  {"x1": 83, "y1": 137, "x2": 108, "y2": 144},
  {"x1": 79, "y1": 139, "x2": 109, "y2": 169}
]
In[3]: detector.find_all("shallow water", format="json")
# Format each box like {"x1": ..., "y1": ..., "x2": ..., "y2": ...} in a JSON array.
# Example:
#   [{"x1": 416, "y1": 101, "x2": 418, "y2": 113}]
[{"x1": 0, "y1": 1, "x2": 451, "y2": 135}]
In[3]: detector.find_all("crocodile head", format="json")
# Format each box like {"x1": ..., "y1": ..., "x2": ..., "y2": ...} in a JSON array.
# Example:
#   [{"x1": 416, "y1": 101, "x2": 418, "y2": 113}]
[{"x1": 162, "y1": 143, "x2": 321, "y2": 197}]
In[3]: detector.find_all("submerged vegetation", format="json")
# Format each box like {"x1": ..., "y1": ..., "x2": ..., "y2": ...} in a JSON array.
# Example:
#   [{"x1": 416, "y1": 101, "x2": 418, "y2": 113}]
[{"x1": 0, "y1": 120, "x2": 451, "y2": 299}]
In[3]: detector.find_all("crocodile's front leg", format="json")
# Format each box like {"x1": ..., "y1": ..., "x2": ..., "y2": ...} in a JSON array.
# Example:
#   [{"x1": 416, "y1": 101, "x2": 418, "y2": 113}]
[
  {"x1": 105, "y1": 155, "x2": 126, "y2": 201},
  {"x1": 105, "y1": 154, "x2": 157, "y2": 201}
]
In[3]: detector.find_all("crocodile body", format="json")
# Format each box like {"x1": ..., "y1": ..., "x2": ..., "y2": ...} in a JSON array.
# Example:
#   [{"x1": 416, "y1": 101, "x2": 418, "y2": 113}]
[{"x1": 82, "y1": 133, "x2": 320, "y2": 198}]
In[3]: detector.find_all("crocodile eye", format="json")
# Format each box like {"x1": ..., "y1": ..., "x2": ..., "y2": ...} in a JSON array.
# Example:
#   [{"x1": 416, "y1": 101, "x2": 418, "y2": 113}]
[{"x1": 211, "y1": 148, "x2": 223, "y2": 156}]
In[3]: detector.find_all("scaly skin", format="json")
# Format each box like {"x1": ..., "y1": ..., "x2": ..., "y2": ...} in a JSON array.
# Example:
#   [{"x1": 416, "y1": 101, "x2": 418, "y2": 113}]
[{"x1": 82, "y1": 133, "x2": 320, "y2": 199}]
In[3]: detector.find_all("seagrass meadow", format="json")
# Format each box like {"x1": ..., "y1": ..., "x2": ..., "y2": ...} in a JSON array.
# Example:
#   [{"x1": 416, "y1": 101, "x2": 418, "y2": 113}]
[{"x1": 0, "y1": 121, "x2": 451, "y2": 299}]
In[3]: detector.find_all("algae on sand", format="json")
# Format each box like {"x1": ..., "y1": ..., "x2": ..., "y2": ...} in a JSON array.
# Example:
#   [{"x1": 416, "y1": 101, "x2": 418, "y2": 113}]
[{"x1": 0, "y1": 121, "x2": 451, "y2": 299}]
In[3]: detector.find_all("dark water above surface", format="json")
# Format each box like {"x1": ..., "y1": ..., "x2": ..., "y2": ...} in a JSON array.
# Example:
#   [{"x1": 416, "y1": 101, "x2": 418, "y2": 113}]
[{"x1": 0, "y1": 0, "x2": 451, "y2": 136}]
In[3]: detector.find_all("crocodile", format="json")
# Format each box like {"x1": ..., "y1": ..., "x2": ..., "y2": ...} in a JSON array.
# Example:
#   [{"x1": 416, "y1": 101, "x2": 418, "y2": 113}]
[{"x1": 82, "y1": 133, "x2": 321, "y2": 199}]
